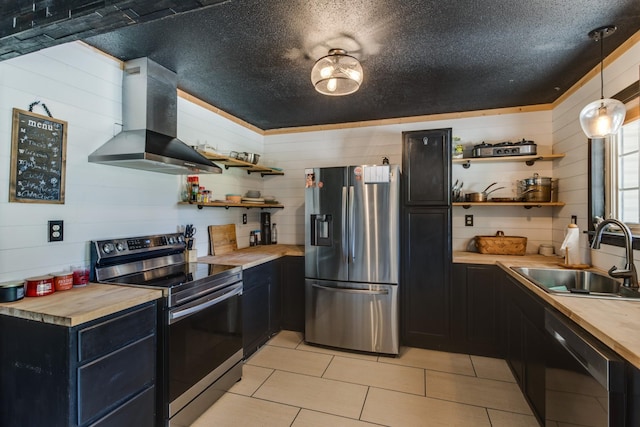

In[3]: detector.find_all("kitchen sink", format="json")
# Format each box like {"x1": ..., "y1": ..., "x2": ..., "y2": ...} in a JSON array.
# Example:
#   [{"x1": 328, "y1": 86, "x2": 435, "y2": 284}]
[{"x1": 510, "y1": 267, "x2": 640, "y2": 301}]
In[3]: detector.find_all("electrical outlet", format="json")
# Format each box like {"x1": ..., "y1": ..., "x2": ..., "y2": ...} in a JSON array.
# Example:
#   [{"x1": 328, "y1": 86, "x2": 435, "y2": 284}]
[
  {"x1": 242, "y1": 213, "x2": 247, "y2": 224},
  {"x1": 48, "y1": 220, "x2": 63, "y2": 242},
  {"x1": 465, "y1": 215, "x2": 474, "y2": 227},
  {"x1": 571, "y1": 215, "x2": 577, "y2": 224}
]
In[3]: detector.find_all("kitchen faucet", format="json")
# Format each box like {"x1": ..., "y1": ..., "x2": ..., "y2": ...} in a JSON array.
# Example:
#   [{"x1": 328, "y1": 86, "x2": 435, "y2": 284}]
[{"x1": 591, "y1": 218, "x2": 638, "y2": 288}]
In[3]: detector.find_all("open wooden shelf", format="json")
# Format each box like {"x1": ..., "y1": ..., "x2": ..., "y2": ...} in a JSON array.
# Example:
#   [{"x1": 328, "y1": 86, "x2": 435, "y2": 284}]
[
  {"x1": 453, "y1": 201, "x2": 565, "y2": 209},
  {"x1": 453, "y1": 153, "x2": 565, "y2": 168},
  {"x1": 179, "y1": 201, "x2": 284, "y2": 210},
  {"x1": 197, "y1": 151, "x2": 284, "y2": 176}
]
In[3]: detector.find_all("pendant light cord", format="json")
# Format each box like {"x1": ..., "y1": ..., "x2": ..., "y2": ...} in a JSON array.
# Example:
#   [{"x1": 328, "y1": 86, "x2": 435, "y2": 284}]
[{"x1": 599, "y1": 30, "x2": 604, "y2": 100}]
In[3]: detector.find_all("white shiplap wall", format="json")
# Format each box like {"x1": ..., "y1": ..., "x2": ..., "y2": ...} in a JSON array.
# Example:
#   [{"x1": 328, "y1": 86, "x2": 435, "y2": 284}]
[
  {"x1": 0, "y1": 42, "x2": 265, "y2": 281},
  {"x1": 263, "y1": 111, "x2": 555, "y2": 252},
  {"x1": 552, "y1": 39, "x2": 640, "y2": 270}
]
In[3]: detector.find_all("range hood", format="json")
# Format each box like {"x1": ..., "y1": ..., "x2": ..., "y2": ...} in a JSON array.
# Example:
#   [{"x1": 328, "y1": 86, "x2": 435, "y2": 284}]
[{"x1": 89, "y1": 58, "x2": 221, "y2": 174}]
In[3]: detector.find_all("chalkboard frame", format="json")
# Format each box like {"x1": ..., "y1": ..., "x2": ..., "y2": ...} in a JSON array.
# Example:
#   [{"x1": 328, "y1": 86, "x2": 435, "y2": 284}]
[{"x1": 9, "y1": 108, "x2": 67, "y2": 204}]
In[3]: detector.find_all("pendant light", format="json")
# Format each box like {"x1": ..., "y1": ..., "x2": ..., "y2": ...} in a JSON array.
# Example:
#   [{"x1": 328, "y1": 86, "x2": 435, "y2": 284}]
[
  {"x1": 579, "y1": 25, "x2": 626, "y2": 138},
  {"x1": 311, "y1": 48, "x2": 363, "y2": 96}
]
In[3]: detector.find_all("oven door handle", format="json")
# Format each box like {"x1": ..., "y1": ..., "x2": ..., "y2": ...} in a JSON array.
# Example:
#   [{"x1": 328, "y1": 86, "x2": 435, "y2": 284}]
[{"x1": 169, "y1": 283, "x2": 242, "y2": 324}]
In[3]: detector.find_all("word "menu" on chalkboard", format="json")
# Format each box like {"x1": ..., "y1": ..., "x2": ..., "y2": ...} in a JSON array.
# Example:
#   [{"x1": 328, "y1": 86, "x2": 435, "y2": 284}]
[{"x1": 10, "y1": 108, "x2": 67, "y2": 204}]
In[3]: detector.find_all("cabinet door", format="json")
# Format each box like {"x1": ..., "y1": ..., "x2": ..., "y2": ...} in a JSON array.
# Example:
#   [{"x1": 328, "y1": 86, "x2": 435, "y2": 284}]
[
  {"x1": 451, "y1": 264, "x2": 503, "y2": 358},
  {"x1": 503, "y1": 274, "x2": 546, "y2": 423},
  {"x1": 281, "y1": 256, "x2": 305, "y2": 332},
  {"x1": 269, "y1": 259, "x2": 282, "y2": 336},
  {"x1": 523, "y1": 316, "x2": 545, "y2": 422},
  {"x1": 466, "y1": 265, "x2": 503, "y2": 357},
  {"x1": 401, "y1": 207, "x2": 452, "y2": 349},
  {"x1": 402, "y1": 128, "x2": 452, "y2": 206},
  {"x1": 243, "y1": 262, "x2": 275, "y2": 358}
]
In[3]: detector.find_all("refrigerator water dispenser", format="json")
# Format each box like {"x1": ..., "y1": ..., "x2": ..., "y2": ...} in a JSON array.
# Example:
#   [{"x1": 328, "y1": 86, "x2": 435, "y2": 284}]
[{"x1": 310, "y1": 214, "x2": 332, "y2": 246}]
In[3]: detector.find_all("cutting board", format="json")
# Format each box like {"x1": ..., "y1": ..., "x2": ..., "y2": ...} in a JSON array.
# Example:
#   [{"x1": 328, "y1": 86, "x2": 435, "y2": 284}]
[{"x1": 208, "y1": 224, "x2": 238, "y2": 255}]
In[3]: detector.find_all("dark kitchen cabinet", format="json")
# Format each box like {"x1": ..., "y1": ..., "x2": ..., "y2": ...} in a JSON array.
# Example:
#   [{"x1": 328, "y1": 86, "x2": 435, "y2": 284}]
[
  {"x1": 402, "y1": 128, "x2": 452, "y2": 206},
  {"x1": 281, "y1": 256, "x2": 305, "y2": 332},
  {"x1": 0, "y1": 301, "x2": 158, "y2": 427},
  {"x1": 503, "y1": 273, "x2": 546, "y2": 424},
  {"x1": 401, "y1": 128, "x2": 452, "y2": 350},
  {"x1": 242, "y1": 259, "x2": 280, "y2": 358},
  {"x1": 401, "y1": 207, "x2": 452, "y2": 349},
  {"x1": 451, "y1": 263, "x2": 503, "y2": 358},
  {"x1": 628, "y1": 364, "x2": 640, "y2": 425}
]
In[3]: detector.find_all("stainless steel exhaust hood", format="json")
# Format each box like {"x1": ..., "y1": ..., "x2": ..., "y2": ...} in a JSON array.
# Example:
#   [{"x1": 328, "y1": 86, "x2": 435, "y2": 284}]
[{"x1": 89, "y1": 58, "x2": 221, "y2": 174}]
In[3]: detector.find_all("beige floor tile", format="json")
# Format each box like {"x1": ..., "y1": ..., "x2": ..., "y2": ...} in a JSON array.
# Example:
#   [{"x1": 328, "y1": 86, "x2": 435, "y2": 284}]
[
  {"x1": 487, "y1": 409, "x2": 540, "y2": 427},
  {"x1": 292, "y1": 409, "x2": 381, "y2": 427},
  {"x1": 426, "y1": 370, "x2": 532, "y2": 414},
  {"x1": 254, "y1": 370, "x2": 368, "y2": 419},
  {"x1": 228, "y1": 364, "x2": 274, "y2": 396},
  {"x1": 296, "y1": 341, "x2": 379, "y2": 361},
  {"x1": 190, "y1": 392, "x2": 299, "y2": 427},
  {"x1": 381, "y1": 346, "x2": 475, "y2": 376},
  {"x1": 268, "y1": 330, "x2": 304, "y2": 348},
  {"x1": 361, "y1": 386, "x2": 491, "y2": 426},
  {"x1": 247, "y1": 345, "x2": 332, "y2": 377},
  {"x1": 470, "y1": 355, "x2": 516, "y2": 382},
  {"x1": 324, "y1": 356, "x2": 425, "y2": 395}
]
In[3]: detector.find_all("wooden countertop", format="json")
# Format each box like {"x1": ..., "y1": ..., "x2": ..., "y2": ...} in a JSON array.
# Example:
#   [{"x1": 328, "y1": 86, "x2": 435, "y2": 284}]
[
  {"x1": 454, "y1": 251, "x2": 640, "y2": 370},
  {"x1": 198, "y1": 244, "x2": 304, "y2": 269},
  {"x1": 0, "y1": 283, "x2": 163, "y2": 327}
]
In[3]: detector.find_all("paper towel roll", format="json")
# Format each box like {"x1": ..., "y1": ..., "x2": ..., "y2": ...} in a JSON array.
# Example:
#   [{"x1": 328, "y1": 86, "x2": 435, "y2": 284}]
[{"x1": 560, "y1": 224, "x2": 580, "y2": 265}]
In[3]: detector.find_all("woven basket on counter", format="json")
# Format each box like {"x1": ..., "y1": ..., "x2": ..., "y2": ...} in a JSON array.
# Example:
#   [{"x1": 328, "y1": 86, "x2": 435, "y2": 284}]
[{"x1": 475, "y1": 231, "x2": 527, "y2": 255}]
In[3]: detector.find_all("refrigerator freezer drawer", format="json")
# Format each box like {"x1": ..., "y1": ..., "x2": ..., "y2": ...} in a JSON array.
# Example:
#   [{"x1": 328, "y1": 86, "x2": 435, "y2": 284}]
[{"x1": 304, "y1": 279, "x2": 399, "y2": 355}]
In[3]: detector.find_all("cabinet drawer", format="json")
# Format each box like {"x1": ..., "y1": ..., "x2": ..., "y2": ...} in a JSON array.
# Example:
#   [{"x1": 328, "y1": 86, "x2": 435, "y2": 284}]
[
  {"x1": 78, "y1": 335, "x2": 156, "y2": 425},
  {"x1": 88, "y1": 386, "x2": 155, "y2": 427},
  {"x1": 78, "y1": 303, "x2": 156, "y2": 362}
]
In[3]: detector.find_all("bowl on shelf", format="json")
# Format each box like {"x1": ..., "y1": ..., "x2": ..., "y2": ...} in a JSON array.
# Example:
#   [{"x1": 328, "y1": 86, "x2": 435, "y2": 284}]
[
  {"x1": 246, "y1": 190, "x2": 261, "y2": 198},
  {"x1": 225, "y1": 194, "x2": 242, "y2": 203}
]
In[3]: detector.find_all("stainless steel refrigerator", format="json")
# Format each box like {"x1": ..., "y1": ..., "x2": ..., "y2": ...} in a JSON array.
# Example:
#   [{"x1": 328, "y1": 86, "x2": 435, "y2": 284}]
[{"x1": 305, "y1": 164, "x2": 400, "y2": 354}]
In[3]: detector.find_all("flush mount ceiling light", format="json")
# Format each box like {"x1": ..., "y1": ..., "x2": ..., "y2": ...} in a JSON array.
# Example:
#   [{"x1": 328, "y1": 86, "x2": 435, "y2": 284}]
[
  {"x1": 579, "y1": 25, "x2": 626, "y2": 138},
  {"x1": 311, "y1": 48, "x2": 363, "y2": 96}
]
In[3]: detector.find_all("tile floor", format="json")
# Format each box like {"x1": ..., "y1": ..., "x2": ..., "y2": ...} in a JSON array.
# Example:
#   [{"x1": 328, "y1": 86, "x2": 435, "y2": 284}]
[{"x1": 191, "y1": 331, "x2": 539, "y2": 427}]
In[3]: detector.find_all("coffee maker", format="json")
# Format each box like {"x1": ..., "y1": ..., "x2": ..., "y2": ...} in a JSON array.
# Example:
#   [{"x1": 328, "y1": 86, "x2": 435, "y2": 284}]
[{"x1": 260, "y1": 212, "x2": 271, "y2": 245}]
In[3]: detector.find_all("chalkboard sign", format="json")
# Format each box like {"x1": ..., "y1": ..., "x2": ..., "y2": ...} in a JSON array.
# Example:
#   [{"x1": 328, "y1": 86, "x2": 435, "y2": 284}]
[{"x1": 10, "y1": 108, "x2": 67, "y2": 203}]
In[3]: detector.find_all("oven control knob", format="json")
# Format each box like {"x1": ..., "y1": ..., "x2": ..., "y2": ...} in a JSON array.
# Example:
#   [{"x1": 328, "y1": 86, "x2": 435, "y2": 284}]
[
  {"x1": 168, "y1": 236, "x2": 176, "y2": 244},
  {"x1": 177, "y1": 235, "x2": 185, "y2": 243},
  {"x1": 102, "y1": 243, "x2": 115, "y2": 254},
  {"x1": 116, "y1": 242, "x2": 125, "y2": 251}
]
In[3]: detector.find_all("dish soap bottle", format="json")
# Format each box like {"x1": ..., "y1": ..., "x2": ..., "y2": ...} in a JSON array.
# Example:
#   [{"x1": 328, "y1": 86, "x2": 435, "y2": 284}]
[{"x1": 271, "y1": 223, "x2": 278, "y2": 244}]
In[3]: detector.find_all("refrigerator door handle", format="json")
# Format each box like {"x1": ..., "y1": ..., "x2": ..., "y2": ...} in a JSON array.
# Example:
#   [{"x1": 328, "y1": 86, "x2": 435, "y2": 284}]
[
  {"x1": 311, "y1": 283, "x2": 389, "y2": 295},
  {"x1": 349, "y1": 185, "x2": 355, "y2": 262},
  {"x1": 341, "y1": 186, "x2": 348, "y2": 264}
]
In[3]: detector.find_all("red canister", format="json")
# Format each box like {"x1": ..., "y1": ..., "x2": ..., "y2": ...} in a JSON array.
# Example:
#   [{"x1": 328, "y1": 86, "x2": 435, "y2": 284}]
[
  {"x1": 25, "y1": 275, "x2": 55, "y2": 297},
  {"x1": 52, "y1": 272, "x2": 73, "y2": 291}
]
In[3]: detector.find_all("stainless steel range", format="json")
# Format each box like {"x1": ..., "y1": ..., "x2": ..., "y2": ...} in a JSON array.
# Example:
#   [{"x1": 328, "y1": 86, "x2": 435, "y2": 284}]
[
  {"x1": 91, "y1": 233, "x2": 243, "y2": 427},
  {"x1": 472, "y1": 139, "x2": 537, "y2": 158}
]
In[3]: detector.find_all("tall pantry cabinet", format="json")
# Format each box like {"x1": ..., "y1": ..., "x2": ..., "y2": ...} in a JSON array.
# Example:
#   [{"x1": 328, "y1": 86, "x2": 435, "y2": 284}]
[{"x1": 401, "y1": 128, "x2": 453, "y2": 349}]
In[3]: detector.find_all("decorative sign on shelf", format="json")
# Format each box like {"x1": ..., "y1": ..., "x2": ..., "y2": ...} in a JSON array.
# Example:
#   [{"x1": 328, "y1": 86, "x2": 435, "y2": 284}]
[{"x1": 9, "y1": 108, "x2": 67, "y2": 204}]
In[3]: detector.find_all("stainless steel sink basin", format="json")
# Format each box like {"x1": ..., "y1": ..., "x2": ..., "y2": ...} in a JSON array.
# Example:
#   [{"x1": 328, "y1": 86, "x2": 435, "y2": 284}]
[{"x1": 510, "y1": 267, "x2": 640, "y2": 300}]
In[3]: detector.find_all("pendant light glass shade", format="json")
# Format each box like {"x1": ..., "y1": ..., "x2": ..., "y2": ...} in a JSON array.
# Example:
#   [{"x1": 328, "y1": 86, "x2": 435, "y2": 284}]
[
  {"x1": 579, "y1": 25, "x2": 626, "y2": 138},
  {"x1": 579, "y1": 98, "x2": 626, "y2": 138},
  {"x1": 311, "y1": 48, "x2": 363, "y2": 96}
]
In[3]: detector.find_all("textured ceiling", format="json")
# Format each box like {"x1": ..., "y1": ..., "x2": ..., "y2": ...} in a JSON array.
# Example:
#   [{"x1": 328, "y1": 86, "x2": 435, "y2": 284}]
[{"x1": 3, "y1": 1, "x2": 640, "y2": 130}]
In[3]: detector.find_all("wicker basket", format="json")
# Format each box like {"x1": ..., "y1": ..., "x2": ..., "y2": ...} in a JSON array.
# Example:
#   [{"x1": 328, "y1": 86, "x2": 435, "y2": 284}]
[{"x1": 475, "y1": 231, "x2": 527, "y2": 255}]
